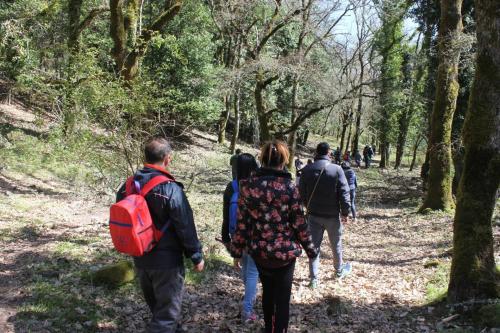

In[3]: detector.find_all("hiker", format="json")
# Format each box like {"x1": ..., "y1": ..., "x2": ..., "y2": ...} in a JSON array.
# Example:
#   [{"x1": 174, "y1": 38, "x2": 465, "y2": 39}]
[
  {"x1": 353, "y1": 149, "x2": 362, "y2": 168},
  {"x1": 115, "y1": 138, "x2": 204, "y2": 333},
  {"x1": 230, "y1": 140, "x2": 318, "y2": 333},
  {"x1": 295, "y1": 157, "x2": 304, "y2": 186},
  {"x1": 299, "y1": 142, "x2": 352, "y2": 288},
  {"x1": 221, "y1": 153, "x2": 259, "y2": 323},
  {"x1": 307, "y1": 158, "x2": 313, "y2": 165},
  {"x1": 294, "y1": 157, "x2": 304, "y2": 171},
  {"x1": 343, "y1": 150, "x2": 351, "y2": 162},
  {"x1": 363, "y1": 145, "x2": 371, "y2": 168},
  {"x1": 230, "y1": 149, "x2": 242, "y2": 179},
  {"x1": 341, "y1": 162, "x2": 358, "y2": 221},
  {"x1": 334, "y1": 146, "x2": 342, "y2": 164}
]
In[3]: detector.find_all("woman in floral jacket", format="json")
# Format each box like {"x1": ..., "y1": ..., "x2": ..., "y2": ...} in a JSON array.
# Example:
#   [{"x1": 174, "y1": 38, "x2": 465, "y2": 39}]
[{"x1": 231, "y1": 140, "x2": 318, "y2": 333}]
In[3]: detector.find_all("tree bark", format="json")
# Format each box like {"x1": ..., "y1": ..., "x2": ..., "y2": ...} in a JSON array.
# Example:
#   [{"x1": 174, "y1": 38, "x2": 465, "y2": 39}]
[
  {"x1": 421, "y1": 0, "x2": 463, "y2": 211},
  {"x1": 218, "y1": 95, "x2": 231, "y2": 144},
  {"x1": 409, "y1": 134, "x2": 423, "y2": 172},
  {"x1": 230, "y1": 85, "x2": 241, "y2": 154},
  {"x1": 447, "y1": 0, "x2": 500, "y2": 302},
  {"x1": 110, "y1": 0, "x2": 183, "y2": 82}
]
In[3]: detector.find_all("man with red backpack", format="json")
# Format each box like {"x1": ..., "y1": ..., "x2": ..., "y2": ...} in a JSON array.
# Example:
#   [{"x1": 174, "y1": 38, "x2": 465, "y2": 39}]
[{"x1": 115, "y1": 137, "x2": 204, "y2": 333}]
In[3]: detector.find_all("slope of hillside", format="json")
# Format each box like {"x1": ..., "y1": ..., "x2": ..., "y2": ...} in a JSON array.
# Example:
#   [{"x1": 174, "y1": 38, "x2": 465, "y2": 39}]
[{"x1": 0, "y1": 102, "x2": 498, "y2": 333}]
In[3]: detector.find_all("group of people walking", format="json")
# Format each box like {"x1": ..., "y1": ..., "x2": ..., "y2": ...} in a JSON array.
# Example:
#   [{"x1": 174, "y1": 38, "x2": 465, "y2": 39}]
[
  {"x1": 222, "y1": 141, "x2": 357, "y2": 332},
  {"x1": 115, "y1": 137, "x2": 359, "y2": 333}
]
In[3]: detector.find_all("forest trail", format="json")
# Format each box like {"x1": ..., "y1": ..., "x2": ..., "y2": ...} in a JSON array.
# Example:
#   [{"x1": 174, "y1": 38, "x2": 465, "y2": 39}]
[{"x1": 0, "y1": 102, "x2": 497, "y2": 333}]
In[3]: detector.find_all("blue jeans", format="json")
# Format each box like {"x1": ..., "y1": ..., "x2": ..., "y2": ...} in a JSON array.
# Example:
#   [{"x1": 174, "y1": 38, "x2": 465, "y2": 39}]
[
  {"x1": 241, "y1": 253, "x2": 258, "y2": 315},
  {"x1": 350, "y1": 189, "x2": 356, "y2": 219},
  {"x1": 308, "y1": 215, "x2": 343, "y2": 279}
]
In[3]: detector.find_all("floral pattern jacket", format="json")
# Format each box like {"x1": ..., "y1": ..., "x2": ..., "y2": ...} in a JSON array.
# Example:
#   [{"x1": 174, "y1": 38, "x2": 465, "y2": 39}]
[{"x1": 230, "y1": 168, "x2": 318, "y2": 261}]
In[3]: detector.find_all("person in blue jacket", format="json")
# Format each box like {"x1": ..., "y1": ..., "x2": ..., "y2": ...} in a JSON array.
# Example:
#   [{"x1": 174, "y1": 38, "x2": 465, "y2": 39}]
[
  {"x1": 221, "y1": 153, "x2": 259, "y2": 323},
  {"x1": 341, "y1": 161, "x2": 358, "y2": 221}
]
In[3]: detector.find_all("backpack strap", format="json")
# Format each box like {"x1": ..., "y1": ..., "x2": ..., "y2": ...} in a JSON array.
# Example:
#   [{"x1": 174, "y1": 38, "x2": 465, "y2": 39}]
[
  {"x1": 140, "y1": 175, "x2": 171, "y2": 196},
  {"x1": 231, "y1": 179, "x2": 239, "y2": 194},
  {"x1": 125, "y1": 177, "x2": 135, "y2": 196}
]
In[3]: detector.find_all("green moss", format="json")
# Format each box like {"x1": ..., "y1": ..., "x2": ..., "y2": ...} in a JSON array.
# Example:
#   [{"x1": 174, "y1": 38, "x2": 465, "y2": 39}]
[
  {"x1": 92, "y1": 260, "x2": 135, "y2": 287},
  {"x1": 473, "y1": 303, "x2": 500, "y2": 328},
  {"x1": 425, "y1": 261, "x2": 450, "y2": 304}
]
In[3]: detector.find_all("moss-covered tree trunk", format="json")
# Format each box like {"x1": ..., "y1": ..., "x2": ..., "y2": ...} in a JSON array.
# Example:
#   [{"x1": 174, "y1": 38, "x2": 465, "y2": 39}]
[
  {"x1": 447, "y1": 0, "x2": 500, "y2": 303},
  {"x1": 229, "y1": 85, "x2": 241, "y2": 154},
  {"x1": 421, "y1": 0, "x2": 463, "y2": 211},
  {"x1": 217, "y1": 95, "x2": 231, "y2": 144},
  {"x1": 110, "y1": 0, "x2": 183, "y2": 82}
]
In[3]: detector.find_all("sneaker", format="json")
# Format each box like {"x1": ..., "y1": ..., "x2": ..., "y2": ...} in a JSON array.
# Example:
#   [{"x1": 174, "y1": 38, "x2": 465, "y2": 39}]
[
  {"x1": 308, "y1": 279, "x2": 318, "y2": 289},
  {"x1": 336, "y1": 262, "x2": 352, "y2": 279},
  {"x1": 242, "y1": 311, "x2": 258, "y2": 324}
]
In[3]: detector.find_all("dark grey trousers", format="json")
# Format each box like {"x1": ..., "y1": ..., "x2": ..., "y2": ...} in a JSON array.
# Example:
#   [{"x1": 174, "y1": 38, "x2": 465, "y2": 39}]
[{"x1": 137, "y1": 266, "x2": 185, "y2": 333}]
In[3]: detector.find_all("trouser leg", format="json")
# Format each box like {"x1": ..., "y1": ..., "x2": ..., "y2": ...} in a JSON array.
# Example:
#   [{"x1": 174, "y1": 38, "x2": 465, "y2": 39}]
[
  {"x1": 325, "y1": 216, "x2": 343, "y2": 270},
  {"x1": 350, "y1": 189, "x2": 356, "y2": 219},
  {"x1": 272, "y1": 260, "x2": 295, "y2": 333},
  {"x1": 307, "y1": 216, "x2": 325, "y2": 280},
  {"x1": 257, "y1": 265, "x2": 275, "y2": 333},
  {"x1": 139, "y1": 266, "x2": 185, "y2": 333},
  {"x1": 242, "y1": 253, "x2": 258, "y2": 315}
]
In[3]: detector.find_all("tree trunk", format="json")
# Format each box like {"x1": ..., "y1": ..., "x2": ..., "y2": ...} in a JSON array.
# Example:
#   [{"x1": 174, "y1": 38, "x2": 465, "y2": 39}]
[
  {"x1": 394, "y1": 112, "x2": 410, "y2": 169},
  {"x1": 447, "y1": 0, "x2": 499, "y2": 302},
  {"x1": 287, "y1": 77, "x2": 300, "y2": 169},
  {"x1": 345, "y1": 122, "x2": 352, "y2": 154},
  {"x1": 409, "y1": 135, "x2": 423, "y2": 172},
  {"x1": 255, "y1": 78, "x2": 271, "y2": 142},
  {"x1": 352, "y1": 52, "x2": 365, "y2": 154},
  {"x1": 217, "y1": 95, "x2": 231, "y2": 144},
  {"x1": 421, "y1": 0, "x2": 463, "y2": 211},
  {"x1": 230, "y1": 86, "x2": 241, "y2": 154},
  {"x1": 110, "y1": 0, "x2": 183, "y2": 82}
]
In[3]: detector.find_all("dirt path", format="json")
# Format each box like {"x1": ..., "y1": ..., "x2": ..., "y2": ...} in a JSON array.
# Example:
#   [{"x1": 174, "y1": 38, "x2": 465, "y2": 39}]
[
  {"x1": 0, "y1": 162, "x2": 461, "y2": 333},
  {"x1": 0, "y1": 103, "x2": 497, "y2": 332}
]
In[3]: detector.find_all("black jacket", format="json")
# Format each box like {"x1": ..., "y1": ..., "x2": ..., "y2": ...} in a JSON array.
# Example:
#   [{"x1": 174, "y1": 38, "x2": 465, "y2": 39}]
[
  {"x1": 116, "y1": 165, "x2": 203, "y2": 269},
  {"x1": 221, "y1": 181, "x2": 235, "y2": 244},
  {"x1": 299, "y1": 155, "x2": 351, "y2": 217}
]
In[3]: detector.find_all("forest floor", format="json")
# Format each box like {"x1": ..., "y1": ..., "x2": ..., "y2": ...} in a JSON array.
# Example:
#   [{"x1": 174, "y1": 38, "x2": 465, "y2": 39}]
[{"x1": 0, "y1": 101, "x2": 499, "y2": 333}]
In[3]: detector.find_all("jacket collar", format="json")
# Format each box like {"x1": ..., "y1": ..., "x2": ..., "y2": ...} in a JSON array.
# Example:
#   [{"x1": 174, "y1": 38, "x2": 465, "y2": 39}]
[
  {"x1": 143, "y1": 163, "x2": 176, "y2": 181},
  {"x1": 256, "y1": 167, "x2": 292, "y2": 179}
]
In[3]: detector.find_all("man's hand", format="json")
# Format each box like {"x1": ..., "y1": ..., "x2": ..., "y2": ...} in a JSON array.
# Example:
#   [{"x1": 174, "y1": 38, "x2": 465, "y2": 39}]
[
  {"x1": 193, "y1": 259, "x2": 204, "y2": 272},
  {"x1": 233, "y1": 258, "x2": 242, "y2": 270},
  {"x1": 341, "y1": 215, "x2": 349, "y2": 225}
]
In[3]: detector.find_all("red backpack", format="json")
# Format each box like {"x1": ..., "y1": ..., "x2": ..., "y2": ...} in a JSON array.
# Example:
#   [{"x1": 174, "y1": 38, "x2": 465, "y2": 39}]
[{"x1": 109, "y1": 175, "x2": 172, "y2": 257}]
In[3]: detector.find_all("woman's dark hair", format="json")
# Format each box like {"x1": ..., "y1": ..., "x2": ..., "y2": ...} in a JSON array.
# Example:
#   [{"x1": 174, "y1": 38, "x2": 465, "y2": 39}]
[
  {"x1": 260, "y1": 140, "x2": 290, "y2": 168},
  {"x1": 236, "y1": 153, "x2": 258, "y2": 180}
]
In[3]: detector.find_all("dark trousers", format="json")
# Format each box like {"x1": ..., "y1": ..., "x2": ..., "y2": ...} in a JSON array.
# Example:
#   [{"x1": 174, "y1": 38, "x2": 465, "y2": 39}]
[
  {"x1": 137, "y1": 266, "x2": 185, "y2": 333},
  {"x1": 256, "y1": 260, "x2": 296, "y2": 333}
]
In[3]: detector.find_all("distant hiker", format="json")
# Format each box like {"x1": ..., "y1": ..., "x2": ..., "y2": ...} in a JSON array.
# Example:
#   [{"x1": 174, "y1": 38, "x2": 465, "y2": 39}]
[
  {"x1": 372, "y1": 145, "x2": 376, "y2": 155},
  {"x1": 294, "y1": 157, "x2": 304, "y2": 171},
  {"x1": 231, "y1": 140, "x2": 318, "y2": 333},
  {"x1": 341, "y1": 162, "x2": 358, "y2": 221},
  {"x1": 307, "y1": 158, "x2": 313, "y2": 165},
  {"x1": 334, "y1": 146, "x2": 342, "y2": 164},
  {"x1": 343, "y1": 150, "x2": 351, "y2": 162},
  {"x1": 363, "y1": 145, "x2": 371, "y2": 168},
  {"x1": 295, "y1": 157, "x2": 304, "y2": 186},
  {"x1": 299, "y1": 142, "x2": 352, "y2": 288},
  {"x1": 115, "y1": 138, "x2": 204, "y2": 333},
  {"x1": 353, "y1": 149, "x2": 362, "y2": 168},
  {"x1": 230, "y1": 149, "x2": 242, "y2": 179},
  {"x1": 221, "y1": 153, "x2": 259, "y2": 323}
]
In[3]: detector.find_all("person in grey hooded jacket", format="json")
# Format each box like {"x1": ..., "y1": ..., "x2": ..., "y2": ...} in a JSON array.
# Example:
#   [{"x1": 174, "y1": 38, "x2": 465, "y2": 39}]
[{"x1": 299, "y1": 142, "x2": 352, "y2": 287}]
